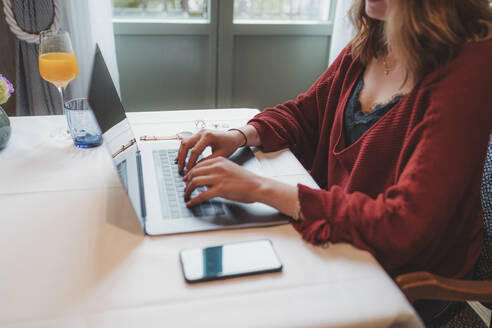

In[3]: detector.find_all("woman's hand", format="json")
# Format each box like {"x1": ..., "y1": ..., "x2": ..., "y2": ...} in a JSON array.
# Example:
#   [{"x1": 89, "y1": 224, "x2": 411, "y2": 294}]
[
  {"x1": 175, "y1": 125, "x2": 262, "y2": 174},
  {"x1": 175, "y1": 129, "x2": 245, "y2": 174},
  {"x1": 183, "y1": 157, "x2": 263, "y2": 206},
  {"x1": 183, "y1": 156, "x2": 300, "y2": 220}
]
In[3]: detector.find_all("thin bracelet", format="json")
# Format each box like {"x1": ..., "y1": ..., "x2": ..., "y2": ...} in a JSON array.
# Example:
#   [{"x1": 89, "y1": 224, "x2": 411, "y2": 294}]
[{"x1": 228, "y1": 128, "x2": 248, "y2": 147}]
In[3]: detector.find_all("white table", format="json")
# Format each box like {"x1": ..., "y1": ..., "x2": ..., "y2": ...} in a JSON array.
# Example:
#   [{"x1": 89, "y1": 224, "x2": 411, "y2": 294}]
[{"x1": 0, "y1": 109, "x2": 423, "y2": 328}]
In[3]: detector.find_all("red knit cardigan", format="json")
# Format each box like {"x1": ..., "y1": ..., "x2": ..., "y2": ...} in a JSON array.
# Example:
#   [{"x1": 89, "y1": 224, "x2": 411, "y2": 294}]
[{"x1": 248, "y1": 42, "x2": 492, "y2": 278}]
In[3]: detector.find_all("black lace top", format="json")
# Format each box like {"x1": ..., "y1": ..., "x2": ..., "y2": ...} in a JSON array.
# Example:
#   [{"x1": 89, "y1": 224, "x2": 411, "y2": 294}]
[{"x1": 344, "y1": 75, "x2": 404, "y2": 147}]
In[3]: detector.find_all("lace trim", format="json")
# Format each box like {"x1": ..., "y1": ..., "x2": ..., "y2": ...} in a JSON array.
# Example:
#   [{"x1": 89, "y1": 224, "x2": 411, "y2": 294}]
[
  {"x1": 356, "y1": 76, "x2": 406, "y2": 114},
  {"x1": 365, "y1": 93, "x2": 405, "y2": 113}
]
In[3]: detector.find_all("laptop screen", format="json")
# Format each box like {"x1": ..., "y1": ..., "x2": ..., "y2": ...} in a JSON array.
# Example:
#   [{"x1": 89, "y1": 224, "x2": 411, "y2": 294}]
[{"x1": 88, "y1": 45, "x2": 145, "y2": 229}]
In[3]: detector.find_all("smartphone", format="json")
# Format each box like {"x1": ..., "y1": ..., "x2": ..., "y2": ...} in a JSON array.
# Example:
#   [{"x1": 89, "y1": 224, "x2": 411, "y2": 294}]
[{"x1": 179, "y1": 239, "x2": 283, "y2": 283}]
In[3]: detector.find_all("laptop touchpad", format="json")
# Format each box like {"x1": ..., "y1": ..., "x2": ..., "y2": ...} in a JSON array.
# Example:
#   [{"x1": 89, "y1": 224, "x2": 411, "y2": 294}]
[{"x1": 228, "y1": 147, "x2": 263, "y2": 175}]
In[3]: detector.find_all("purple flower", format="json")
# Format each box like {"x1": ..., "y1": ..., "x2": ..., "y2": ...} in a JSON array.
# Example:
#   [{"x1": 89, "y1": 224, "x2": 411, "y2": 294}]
[{"x1": 0, "y1": 74, "x2": 14, "y2": 97}]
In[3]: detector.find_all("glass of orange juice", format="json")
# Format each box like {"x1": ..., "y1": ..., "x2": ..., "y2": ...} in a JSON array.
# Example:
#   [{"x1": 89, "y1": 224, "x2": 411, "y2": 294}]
[{"x1": 39, "y1": 29, "x2": 79, "y2": 138}]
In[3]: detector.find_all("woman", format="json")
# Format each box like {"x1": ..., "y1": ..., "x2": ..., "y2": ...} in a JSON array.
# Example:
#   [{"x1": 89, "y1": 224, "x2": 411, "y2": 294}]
[{"x1": 177, "y1": 0, "x2": 492, "y2": 322}]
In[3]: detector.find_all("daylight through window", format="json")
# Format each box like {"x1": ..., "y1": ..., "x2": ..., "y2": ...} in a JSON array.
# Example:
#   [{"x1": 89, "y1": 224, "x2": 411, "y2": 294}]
[
  {"x1": 234, "y1": 0, "x2": 332, "y2": 23},
  {"x1": 112, "y1": 0, "x2": 208, "y2": 20}
]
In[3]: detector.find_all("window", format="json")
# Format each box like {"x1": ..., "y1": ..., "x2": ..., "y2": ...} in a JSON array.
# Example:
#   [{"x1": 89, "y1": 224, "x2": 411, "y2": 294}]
[
  {"x1": 112, "y1": 0, "x2": 208, "y2": 21},
  {"x1": 234, "y1": 0, "x2": 332, "y2": 24},
  {"x1": 112, "y1": 0, "x2": 336, "y2": 111}
]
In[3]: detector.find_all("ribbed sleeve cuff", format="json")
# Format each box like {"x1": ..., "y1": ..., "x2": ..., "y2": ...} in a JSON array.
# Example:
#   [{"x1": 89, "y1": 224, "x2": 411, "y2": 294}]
[
  {"x1": 291, "y1": 183, "x2": 333, "y2": 245},
  {"x1": 247, "y1": 120, "x2": 284, "y2": 153},
  {"x1": 298, "y1": 183, "x2": 328, "y2": 221}
]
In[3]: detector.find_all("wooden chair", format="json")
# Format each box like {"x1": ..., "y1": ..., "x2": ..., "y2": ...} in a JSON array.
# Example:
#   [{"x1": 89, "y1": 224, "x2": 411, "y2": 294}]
[{"x1": 396, "y1": 135, "x2": 492, "y2": 327}]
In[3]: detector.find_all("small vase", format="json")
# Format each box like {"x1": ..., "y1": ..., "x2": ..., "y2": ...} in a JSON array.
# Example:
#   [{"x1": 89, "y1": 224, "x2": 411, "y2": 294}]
[{"x1": 0, "y1": 105, "x2": 11, "y2": 149}]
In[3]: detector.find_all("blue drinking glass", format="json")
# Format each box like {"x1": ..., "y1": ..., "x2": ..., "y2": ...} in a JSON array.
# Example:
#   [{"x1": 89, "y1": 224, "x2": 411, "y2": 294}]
[{"x1": 65, "y1": 98, "x2": 103, "y2": 148}]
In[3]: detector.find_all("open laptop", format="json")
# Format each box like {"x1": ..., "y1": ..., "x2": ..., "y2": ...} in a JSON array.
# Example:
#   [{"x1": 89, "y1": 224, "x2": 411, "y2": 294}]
[{"x1": 88, "y1": 45, "x2": 318, "y2": 235}]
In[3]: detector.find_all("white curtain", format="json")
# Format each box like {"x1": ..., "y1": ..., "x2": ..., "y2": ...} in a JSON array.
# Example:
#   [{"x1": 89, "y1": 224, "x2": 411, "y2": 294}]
[
  {"x1": 328, "y1": 0, "x2": 356, "y2": 65},
  {"x1": 61, "y1": 0, "x2": 120, "y2": 98}
]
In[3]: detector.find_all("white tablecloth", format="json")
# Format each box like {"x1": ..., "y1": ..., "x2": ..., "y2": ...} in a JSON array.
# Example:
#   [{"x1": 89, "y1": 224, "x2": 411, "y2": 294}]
[{"x1": 0, "y1": 109, "x2": 423, "y2": 328}]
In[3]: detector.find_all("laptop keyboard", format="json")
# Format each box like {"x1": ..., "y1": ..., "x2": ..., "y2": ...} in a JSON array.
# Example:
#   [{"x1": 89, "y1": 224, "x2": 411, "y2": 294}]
[{"x1": 153, "y1": 149, "x2": 225, "y2": 219}]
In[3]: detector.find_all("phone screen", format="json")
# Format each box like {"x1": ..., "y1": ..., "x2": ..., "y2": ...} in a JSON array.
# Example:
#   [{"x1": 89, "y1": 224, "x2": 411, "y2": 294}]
[{"x1": 179, "y1": 239, "x2": 282, "y2": 283}]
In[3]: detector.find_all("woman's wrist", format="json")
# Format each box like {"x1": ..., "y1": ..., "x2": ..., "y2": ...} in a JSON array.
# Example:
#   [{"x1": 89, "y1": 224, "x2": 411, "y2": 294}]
[
  {"x1": 243, "y1": 124, "x2": 261, "y2": 147},
  {"x1": 227, "y1": 125, "x2": 261, "y2": 148},
  {"x1": 255, "y1": 177, "x2": 301, "y2": 219},
  {"x1": 227, "y1": 129, "x2": 247, "y2": 148}
]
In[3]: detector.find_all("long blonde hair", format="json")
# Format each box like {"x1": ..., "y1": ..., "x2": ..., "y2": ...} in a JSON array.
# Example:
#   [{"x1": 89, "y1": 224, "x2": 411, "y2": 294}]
[{"x1": 350, "y1": 0, "x2": 492, "y2": 83}]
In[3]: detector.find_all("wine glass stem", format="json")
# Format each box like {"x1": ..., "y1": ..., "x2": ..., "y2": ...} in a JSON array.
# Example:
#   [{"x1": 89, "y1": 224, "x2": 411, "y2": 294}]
[{"x1": 57, "y1": 87, "x2": 65, "y2": 115}]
